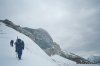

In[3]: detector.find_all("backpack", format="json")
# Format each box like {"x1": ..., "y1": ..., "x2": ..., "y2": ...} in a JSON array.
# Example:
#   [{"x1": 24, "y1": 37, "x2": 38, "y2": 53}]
[{"x1": 15, "y1": 39, "x2": 24, "y2": 52}]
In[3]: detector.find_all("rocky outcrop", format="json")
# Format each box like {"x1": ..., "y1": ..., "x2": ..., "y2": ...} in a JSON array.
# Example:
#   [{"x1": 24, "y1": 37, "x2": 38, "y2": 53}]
[
  {"x1": 23, "y1": 27, "x2": 54, "y2": 49},
  {"x1": 44, "y1": 42, "x2": 61, "y2": 56},
  {"x1": 0, "y1": 19, "x2": 96, "y2": 64}
]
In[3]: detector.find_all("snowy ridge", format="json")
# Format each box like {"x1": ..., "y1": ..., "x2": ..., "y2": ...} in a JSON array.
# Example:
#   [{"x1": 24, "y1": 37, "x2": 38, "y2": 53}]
[
  {"x1": 51, "y1": 55, "x2": 76, "y2": 66},
  {"x1": 0, "y1": 19, "x2": 95, "y2": 64},
  {"x1": 0, "y1": 20, "x2": 100, "y2": 66},
  {"x1": 0, "y1": 23, "x2": 58, "y2": 66},
  {"x1": 51, "y1": 55, "x2": 100, "y2": 66}
]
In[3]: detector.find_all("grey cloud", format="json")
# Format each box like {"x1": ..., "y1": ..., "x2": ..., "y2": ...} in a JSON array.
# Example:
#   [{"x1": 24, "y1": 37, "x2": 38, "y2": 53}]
[{"x1": 0, "y1": 0, "x2": 100, "y2": 56}]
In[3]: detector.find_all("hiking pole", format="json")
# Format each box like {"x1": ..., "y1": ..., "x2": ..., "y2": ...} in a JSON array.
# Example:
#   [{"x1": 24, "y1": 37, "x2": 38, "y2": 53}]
[
  {"x1": 17, "y1": 36, "x2": 18, "y2": 39},
  {"x1": 16, "y1": 52, "x2": 18, "y2": 58}
]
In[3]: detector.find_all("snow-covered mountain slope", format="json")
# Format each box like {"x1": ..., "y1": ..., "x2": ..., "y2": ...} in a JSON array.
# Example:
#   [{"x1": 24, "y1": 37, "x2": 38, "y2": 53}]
[
  {"x1": 0, "y1": 19, "x2": 61, "y2": 56},
  {"x1": 51, "y1": 55, "x2": 100, "y2": 66},
  {"x1": 51, "y1": 55, "x2": 76, "y2": 66},
  {"x1": 86, "y1": 55, "x2": 100, "y2": 63},
  {"x1": 0, "y1": 19, "x2": 95, "y2": 64},
  {"x1": 0, "y1": 22, "x2": 100, "y2": 66},
  {"x1": 0, "y1": 23, "x2": 58, "y2": 66}
]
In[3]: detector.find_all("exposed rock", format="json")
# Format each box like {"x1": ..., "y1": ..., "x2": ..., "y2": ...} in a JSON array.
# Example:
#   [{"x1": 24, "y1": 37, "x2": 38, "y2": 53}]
[
  {"x1": 44, "y1": 42, "x2": 61, "y2": 56},
  {"x1": 60, "y1": 51, "x2": 95, "y2": 64},
  {"x1": 23, "y1": 27, "x2": 54, "y2": 49}
]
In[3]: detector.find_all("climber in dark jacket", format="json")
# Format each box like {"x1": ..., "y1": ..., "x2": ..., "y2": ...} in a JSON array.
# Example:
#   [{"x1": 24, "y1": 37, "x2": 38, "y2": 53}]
[
  {"x1": 15, "y1": 39, "x2": 24, "y2": 60},
  {"x1": 10, "y1": 40, "x2": 14, "y2": 47}
]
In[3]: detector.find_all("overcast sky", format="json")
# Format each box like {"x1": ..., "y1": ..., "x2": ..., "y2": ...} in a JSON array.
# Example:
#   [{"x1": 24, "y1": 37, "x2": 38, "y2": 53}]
[{"x1": 0, "y1": 0, "x2": 100, "y2": 56}]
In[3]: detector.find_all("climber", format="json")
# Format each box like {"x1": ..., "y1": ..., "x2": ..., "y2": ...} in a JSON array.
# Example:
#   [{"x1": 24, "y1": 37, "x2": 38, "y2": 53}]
[
  {"x1": 10, "y1": 40, "x2": 14, "y2": 47},
  {"x1": 15, "y1": 38, "x2": 24, "y2": 60}
]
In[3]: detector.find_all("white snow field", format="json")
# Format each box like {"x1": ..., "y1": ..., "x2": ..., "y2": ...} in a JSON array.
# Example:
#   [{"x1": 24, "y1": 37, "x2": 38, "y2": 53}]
[
  {"x1": 51, "y1": 55, "x2": 76, "y2": 66},
  {"x1": 0, "y1": 23, "x2": 58, "y2": 66}
]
